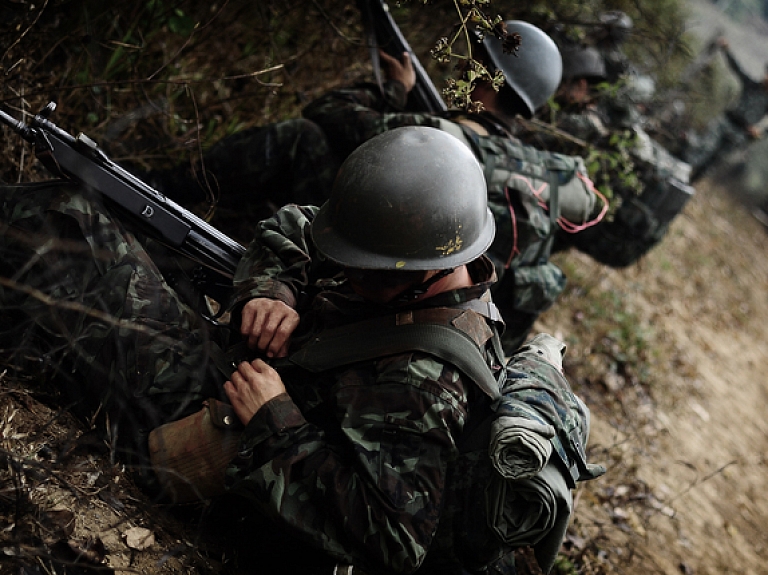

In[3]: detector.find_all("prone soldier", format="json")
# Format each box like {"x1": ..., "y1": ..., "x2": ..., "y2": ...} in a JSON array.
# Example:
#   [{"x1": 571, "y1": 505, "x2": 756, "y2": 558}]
[
  {"x1": 681, "y1": 36, "x2": 768, "y2": 182},
  {"x1": 0, "y1": 126, "x2": 602, "y2": 575}
]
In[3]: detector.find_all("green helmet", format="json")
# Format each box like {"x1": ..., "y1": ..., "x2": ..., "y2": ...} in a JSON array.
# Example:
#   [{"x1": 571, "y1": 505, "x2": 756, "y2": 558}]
[
  {"x1": 481, "y1": 20, "x2": 563, "y2": 117},
  {"x1": 311, "y1": 126, "x2": 495, "y2": 271}
]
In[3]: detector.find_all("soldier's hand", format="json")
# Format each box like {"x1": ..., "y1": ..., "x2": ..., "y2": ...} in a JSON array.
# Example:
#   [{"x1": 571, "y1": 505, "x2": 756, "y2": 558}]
[
  {"x1": 224, "y1": 359, "x2": 287, "y2": 425},
  {"x1": 379, "y1": 49, "x2": 416, "y2": 93},
  {"x1": 747, "y1": 125, "x2": 761, "y2": 139},
  {"x1": 240, "y1": 298, "x2": 299, "y2": 358},
  {"x1": 716, "y1": 36, "x2": 729, "y2": 49},
  {"x1": 522, "y1": 333, "x2": 566, "y2": 373}
]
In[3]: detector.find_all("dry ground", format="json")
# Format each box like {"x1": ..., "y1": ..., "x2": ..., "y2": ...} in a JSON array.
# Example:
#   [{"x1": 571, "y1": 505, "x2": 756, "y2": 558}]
[{"x1": 535, "y1": 176, "x2": 768, "y2": 575}]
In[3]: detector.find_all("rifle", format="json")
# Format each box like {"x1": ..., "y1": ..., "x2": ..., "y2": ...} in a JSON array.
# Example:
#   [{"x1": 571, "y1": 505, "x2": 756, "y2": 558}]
[
  {"x1": 0, "y1": 102, "x2": 245, "y2": 306},
  {"x1": 356, "y1": 0, "x2": 447, "y2": 114}
]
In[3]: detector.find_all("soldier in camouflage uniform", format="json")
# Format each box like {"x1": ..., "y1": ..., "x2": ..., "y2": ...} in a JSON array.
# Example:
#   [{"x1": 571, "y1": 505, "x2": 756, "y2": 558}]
[
  {"x1": 303, "y1": 21, "x2": 602, "y2": 351},
  {"x1": 0, "y1": 127, "x2": 601, "y2": 574},
  {"x1": 682, "y1": 36, "x2": 768, "y2": 182},
  {"x1": 590, "y1": 11, "x2": 655, "y2": 127},
  {"x1": 145, "y1": 117, "x2": 341, "y2": 244},
  {"x1": 520, "y1": 42, "x2": 693, "y2": 270}
]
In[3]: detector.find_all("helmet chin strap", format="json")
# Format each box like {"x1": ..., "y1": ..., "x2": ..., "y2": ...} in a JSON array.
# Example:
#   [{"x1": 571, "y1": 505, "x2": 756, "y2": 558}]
[{"x1": 391, "y1": 268, "x2": 455, "y2": 305}]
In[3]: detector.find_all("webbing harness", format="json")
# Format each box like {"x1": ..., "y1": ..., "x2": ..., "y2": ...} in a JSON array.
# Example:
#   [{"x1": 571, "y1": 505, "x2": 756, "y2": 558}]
[
  {"x1": 288, "y1": 303, "x2": 505, "y2": 401},
  {"x1": 280, "y1": 300, "x2": 599, "y2": 485}
]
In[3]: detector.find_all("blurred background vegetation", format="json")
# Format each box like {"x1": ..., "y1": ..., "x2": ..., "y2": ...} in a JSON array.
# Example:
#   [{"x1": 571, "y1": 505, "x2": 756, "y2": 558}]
[{"x1": 0, "y1": 0, "x2": 727, "y2": 185}]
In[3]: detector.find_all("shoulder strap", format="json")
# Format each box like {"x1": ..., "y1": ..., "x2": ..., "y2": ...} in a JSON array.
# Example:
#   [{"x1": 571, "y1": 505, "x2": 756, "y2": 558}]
[{"x1": 288, "y1": 307, "x2": 502, "y2": 400}]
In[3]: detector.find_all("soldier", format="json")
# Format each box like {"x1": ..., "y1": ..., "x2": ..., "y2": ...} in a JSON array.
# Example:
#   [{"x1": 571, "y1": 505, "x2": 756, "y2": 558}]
[
  {"x1": 593, "y1": 10, "x2": 634, "y2": 84},
  {"x1": 303, "y1": 21, "x2": 604, "y2": 351},
  {"x1": 682, "y1": 36, "x2": 768, "y2": 182},
  {"x1": 529, "y1": 42, "x2": 611, "y2": 151},
  {"x1": 519, "y1": 41, "x2": 694, "y2": 270},
  {"x1": 144, "y1": 117, "x2": 341, "y2": 244},
  {"x1": 0, "y1": 127, "x2": 601, "y2": 575},
  {"x1": 591, "y1": 10, "x2": 654, "y2": 130}
]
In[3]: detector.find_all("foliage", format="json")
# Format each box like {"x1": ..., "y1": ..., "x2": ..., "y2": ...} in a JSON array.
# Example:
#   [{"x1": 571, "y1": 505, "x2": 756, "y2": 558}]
[{"x1": 0, "y1": 0, "x2": 364, "y2": 180}]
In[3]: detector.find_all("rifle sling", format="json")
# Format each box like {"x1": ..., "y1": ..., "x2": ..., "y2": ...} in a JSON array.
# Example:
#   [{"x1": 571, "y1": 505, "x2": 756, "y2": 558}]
[{"x1": 288, "y1": 307, "x2": 501, "y2": 400}]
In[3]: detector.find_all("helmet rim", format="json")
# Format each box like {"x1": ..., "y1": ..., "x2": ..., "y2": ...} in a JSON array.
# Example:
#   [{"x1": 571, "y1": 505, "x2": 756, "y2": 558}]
[{"x1": 311, "y1": 126, "x2": 496, "y2": 270}]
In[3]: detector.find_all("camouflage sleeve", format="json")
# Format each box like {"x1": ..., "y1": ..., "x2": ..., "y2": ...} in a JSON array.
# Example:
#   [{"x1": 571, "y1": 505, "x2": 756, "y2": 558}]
[
  {"x1": 224, "y1": 353, "x2": 469, "y2": 573},
  {"x1": 231, "y1": 204, "x2": 329, "y2": 310},
  {"x1": 302, "y1": 80, "x2": 443, "y2": 159}
]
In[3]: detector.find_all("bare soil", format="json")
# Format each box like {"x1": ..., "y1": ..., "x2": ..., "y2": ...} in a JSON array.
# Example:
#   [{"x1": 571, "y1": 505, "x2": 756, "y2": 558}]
[{"x1": 536, "y1": 176, "x2": 768, "y2": 575}]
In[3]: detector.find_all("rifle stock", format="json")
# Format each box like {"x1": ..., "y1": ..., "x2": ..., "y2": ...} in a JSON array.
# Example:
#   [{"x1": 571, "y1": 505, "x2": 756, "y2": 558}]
[{"x1": 0, "y1": 103, "x2": 245, "y2": 304}]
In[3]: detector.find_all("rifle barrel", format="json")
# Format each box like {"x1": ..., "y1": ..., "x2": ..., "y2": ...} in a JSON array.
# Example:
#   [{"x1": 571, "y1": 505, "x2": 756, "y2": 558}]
[{"x1": 0, "y1": 108, "x2": 33, "y2": 141}]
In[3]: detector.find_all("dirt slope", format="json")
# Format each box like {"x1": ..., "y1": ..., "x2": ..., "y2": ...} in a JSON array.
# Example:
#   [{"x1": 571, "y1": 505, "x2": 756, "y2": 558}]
[{"x1": 535, "y1": 174, "x2": 768, "y2": 574}]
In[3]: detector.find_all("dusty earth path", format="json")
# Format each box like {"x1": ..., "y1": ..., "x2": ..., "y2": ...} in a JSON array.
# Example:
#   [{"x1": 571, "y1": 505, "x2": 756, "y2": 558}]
[{"x1": 535, "y1": 174, "x2": 768, "y2": 574}]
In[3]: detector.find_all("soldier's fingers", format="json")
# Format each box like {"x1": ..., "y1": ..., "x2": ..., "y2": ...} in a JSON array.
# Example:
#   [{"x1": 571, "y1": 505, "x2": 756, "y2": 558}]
[
  {"x1": 227, "y1": 366, "x2": 245, "y2": 387},
  {"x1": 378, "y1": 49, "x2": 397, "y2": 65},
  {"x1": 249, "y1": 358, "x2": 272, "y2": 374},
  {"x1": 241, "y1": 299, "x2": 267, "y2": 339},
  {"x1": 275, "y1": 339, "x2": 291, "y2": 359},
  {"x1": 224, "y1": 377, "x2": 245, "y2": 404},
  {"x1": 257, "y1": 311, "x2": 284, "y2": 347},
  {"x1": 263, "y1": 312, "x2": 299, "y2": 358},
  {"x1": 246, "y1": 307, "x2": 271, "y2": 349},
  {"x1": 240, "y1": 303, "x2": 255, "y2": 337}
]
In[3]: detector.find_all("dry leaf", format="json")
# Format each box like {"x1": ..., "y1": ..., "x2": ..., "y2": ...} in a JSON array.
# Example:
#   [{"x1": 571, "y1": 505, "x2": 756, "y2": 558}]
[{"x1": 124, "y1": 526, "x2": 155, "y2": 550}]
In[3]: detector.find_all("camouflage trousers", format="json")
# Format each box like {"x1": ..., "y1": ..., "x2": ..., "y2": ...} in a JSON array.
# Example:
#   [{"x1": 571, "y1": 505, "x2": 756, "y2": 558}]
[
  {"x1": 147, "y1": 118, "x2": 340, "y2": 243},
  {"x1": 0, "y1": 181, "x2": 230, "y2": 485}
]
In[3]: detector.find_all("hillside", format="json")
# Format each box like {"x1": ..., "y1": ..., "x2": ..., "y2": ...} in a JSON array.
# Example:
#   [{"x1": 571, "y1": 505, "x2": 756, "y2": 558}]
[
  {"x1": 536, "y1": 176, "x2": 768, "y2": 575},
  {"x1": 532, "y1": 3, "x2": 768, "y2": 572},
  {"x1": 1, "y1": 1, "x2": 768, "y2": 574}
]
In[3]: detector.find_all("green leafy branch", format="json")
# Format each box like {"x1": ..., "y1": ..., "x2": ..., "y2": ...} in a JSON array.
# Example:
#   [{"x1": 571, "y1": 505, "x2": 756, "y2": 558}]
[{"x1": 402, "y1": 0, "x2": 510, "y2": 111}]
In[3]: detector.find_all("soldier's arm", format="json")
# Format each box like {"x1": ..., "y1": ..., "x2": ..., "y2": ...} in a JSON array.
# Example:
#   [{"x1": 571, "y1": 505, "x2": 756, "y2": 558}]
[
  {"x1": 224, "y1": 354, "x2": 469, "y2": 573},
  {"x1": 721, "y1": 44, "x2": 755, "y2": 87},
  {"x1": 231, "y1": 204, "x2": 328, "y2": 309},
  {"x1": 302, "y1": 81, "x2": 443, "y2": 159}
]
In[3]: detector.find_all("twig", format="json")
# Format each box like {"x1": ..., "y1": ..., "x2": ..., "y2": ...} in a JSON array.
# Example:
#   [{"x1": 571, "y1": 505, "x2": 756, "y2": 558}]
[
  {"x1": 1, "y1": 0, "x2": 50, "y2": 64},
  {"x1": 667, "y1": 459, "x2": 738, "y2": 503}
]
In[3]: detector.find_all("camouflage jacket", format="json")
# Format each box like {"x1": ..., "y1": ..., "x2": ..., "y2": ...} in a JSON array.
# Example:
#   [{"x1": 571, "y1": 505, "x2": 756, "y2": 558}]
[
  {"x1": 303, "y1": 81, "x2": 599, "y2": 349},
  {"x1": 224, "y1": 205, "x2": 591, "y2": 574},
  {"x1": 226, "y1": 203, "x2": 500, "y2": 573}
]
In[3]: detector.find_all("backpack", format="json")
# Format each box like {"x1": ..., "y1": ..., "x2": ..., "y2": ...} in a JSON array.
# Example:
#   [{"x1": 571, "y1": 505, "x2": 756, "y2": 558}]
[
  {"x1": 436, "y1": 119, "x2": 597, "y2": 349},
  {"x1": 286, "y1": 301, "x2": 604, "y2": 572}
]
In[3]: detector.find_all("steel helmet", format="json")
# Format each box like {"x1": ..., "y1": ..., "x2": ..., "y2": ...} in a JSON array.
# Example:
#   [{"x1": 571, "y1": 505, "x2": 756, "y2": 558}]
[
  {"x1": 561, "y1": 44, "x2": 607, "y2": 82},
  {"x1": 481, "y1": 20, "x2": 563, "y2": 117},
  {"x1": 311, "y1": 126, "x2": 495, "y2": 271}
]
